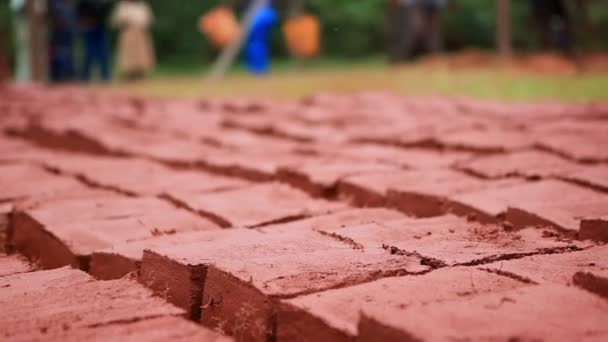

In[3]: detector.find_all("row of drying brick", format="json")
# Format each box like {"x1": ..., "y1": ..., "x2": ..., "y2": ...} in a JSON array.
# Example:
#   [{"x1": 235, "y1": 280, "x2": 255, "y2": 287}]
[
  {"x1": 9, "y1": 198, "x2": 608, "y2": 341},
  {"x1": 3, "y1": 156, "x2": 606, "y2": 341},
  {"x1": 3, "y1": 134, "x2": 608, "y2": 243},
  {"x1": 0, "y1": 253, "x2": 230, "y2": 341},
  {"x1": 95, "y1": 214, "x2": 608, "y2": 340},
  {"x1": 2, "y1": 156, "x2": 607, "y2": 278}
]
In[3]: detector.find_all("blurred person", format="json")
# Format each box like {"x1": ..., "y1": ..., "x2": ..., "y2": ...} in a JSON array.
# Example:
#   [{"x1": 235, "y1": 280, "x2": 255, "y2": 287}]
[
  {"x1": 243, "y1": 0, "x2": 277, "y2": 75},
  {"x1": 402, "y1": 0, "x2": 448, "y2": 59},
  {"x1": 49, "y1": 0, "x2": 77, "y2": 83},
  {"x1": 78, "y1": 0, "x2": 112, "y2": 82},
  {"x1": 530, "y1": 0, "x2": 590, "y2": 58},
  {"x1": 387, "y1": 0, "x2": 409, "y2": 63},
  {"x1": 111, "y1": 0, "x2": 155, "y2": 81},
  {"x1": 10, "y1": 0, "x2": 30, "y2": 83}
]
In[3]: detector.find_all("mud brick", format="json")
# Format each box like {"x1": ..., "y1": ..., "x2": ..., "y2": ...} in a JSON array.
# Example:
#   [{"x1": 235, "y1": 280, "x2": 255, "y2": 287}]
[
  {"x1": 44, "y1": 154, "x2": 250, "y2": 196},
  {"x1": 200, "y1": 148, "x2": 313, "y2": 181},
  {"x1": 537, "y1": 131, "x2": 608, "y2": 163},
  {"x1": 481, "y1": 245, "x2": 608, "y2": 285},
  {"x1": 165, "y1": 182, "x2": 348, "y2": 228},
  {"x1": 11, "y1": 196, "x2": 218, "y2": 270},
  {"x1": 276, "y1": 157, "x2": 401, "y2": 197},
  {"x1": 573, "y1": 270, "x2": 608, "y2": 300},
  {"x1": 451, "y1": 180, "x2": 608, "y2": 237},
  {"x1": 28, "y1": 316, "x2": 232, "y2": 342},
  {"x1": 438, "y1": 129, "x2": 536, "y2": 152},
  {"x1": 0, "y1": 267, "x2": 187, "y2": 341},
  {"x1": 0, "y1": 266, "x2": 92, "y2": 296},
  {"x1": 330, "y1": 144, "x2": 473, "y2": 169},
  {"x1": 90, "y1": 230, "x2": 242, "y2": 280},
  {"x1": 339, "y1": 169, "x2": 514, "y2": 216},
  {"x1": 259, "y1": 208, "x2": 408, "y2": 233},
  {"x1": 320, "y1": 215, "x2": 583, "y2": 267},
  {"x1": 563, "y1": 165, "x2": 608, "y2": 192},
  {"x1": 0, "y1": 163, "x2": 113, "y2": 204},
  {"x1": 358, "y1": 284, "x2": 608, "y2": 341},
  {"x1": 456, "y1": 150, "x2": 582, "y2": 179},
  {"x1": 580, "y1": 217, "x2": 608, "y2": 242},
  {"x1": 277, "y1": 267, "x2": 525, "y2": 341},
  {"x1": 201, "y1": 128, "x2": 301, "y2": 153},
  {"x1": 140, "y1": 227, "x2": 427, "y2": 341},
  {"x1": 0, "y1": 253, "x2": 33, "y2": 277},
  {"x1": 140, "y1": 229, "x2": 261, "y2": 319}
]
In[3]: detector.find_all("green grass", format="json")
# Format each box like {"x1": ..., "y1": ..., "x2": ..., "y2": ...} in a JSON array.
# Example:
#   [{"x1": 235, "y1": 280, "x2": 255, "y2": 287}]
[{"x1": 103, "y1": 58, "x2": 608, "y2": 102}]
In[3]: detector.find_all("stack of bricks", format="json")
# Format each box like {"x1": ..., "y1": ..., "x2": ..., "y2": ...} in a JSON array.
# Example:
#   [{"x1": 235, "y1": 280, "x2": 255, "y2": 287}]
[{"x1": 1, "y1": 85, "x2": 607, "y2": 341}]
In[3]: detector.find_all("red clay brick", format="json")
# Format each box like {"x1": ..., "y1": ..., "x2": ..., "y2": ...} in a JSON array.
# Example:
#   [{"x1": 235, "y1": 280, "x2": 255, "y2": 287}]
[
  {"x1": 277, "y1": 157, "x2": 401, "y2": 197},
  {"x1": 44, "y1": 154, "x2": 250, "y2": 196},
  {"x1": 0, "y1": 267, "x2": 192, "y2": 341},
  {"x1": 451, "y1": 179, "x2": 608, "y2": 237},
  {"x1": 537, "y1": 131, "x2": 608, "y2": 163},
  {"x1": 457, "y1": 150, "x2": 582, "y2": 179},
  {"x1": 358, "y1": 284, "x2": 608, "y2": 341},
  {"x1": 277, "y1": 267, "x2": 525, "y2": 341},
  {"x1": 563, "y1": 166, "x2": 608, "y2": 193},
  {"x1": 0, "y1": 163, "x2": 113, "y2": 204},
  {"x1": 90, "y1": 230, "x2": 246, "y2": 280},
  {"x1": 322, "y1": 215, "x2": 583, "y2": 266},
  {"x1": 339, "y1": 169, "x2": 517, "y2": 216},
  {"x1": 0, "y1": 253, "x2": 33, "y2": 277},
  {"x1": 580, "y1": 217, "x2": 608, "y2": 242},
  {"x1": 10, "y1": 197, "x2": 218, "y2": 269},
  {"x1": 481, "y1": 245, "x2": 608, "y2": 285},
  {"x1": 165, "y1": 182, "x2": 348, "y2": 228},
  {"x1": 140, "y1": 227, "x2": 427, "y2": 341},
  {"x1": 573, "y1": 270, "x2": 608, "y2": 300},
  {"x1": 32, "y1": 316, "x2": 232, "y2": 342},
  {"x1": 438, "y1": 129, "x2": 536, "y2": 152},
  {"x1": 330, "y1": 144, "x2": 473, "y2": 169},
  {"x1": 259, "y1": 208, "x2": 408, "y2": 233}
]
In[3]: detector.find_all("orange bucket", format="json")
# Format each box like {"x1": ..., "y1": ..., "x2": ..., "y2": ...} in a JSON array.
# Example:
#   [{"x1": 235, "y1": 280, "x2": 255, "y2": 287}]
[
  {"x1": 199, "y1": 7, "x2": 240, "y2": 49},
  {"x1": 283, "y1": 14, "x2": 320, "y2": 58}
]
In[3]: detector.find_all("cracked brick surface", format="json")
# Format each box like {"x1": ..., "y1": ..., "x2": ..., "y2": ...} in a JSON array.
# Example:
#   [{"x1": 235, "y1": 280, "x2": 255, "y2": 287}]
[
  {"x1": 1, "y1": 86, "x2": 607, "y2": 341},
  {"x1": 10, "y1": 196, "x2": 219, "y2": 269},
  {"x1": 358, "y1": 285, "x2": 608, "y2": 341},
  {"x1": 0, "y1": 266, "x2": 228, "y2": 341}
]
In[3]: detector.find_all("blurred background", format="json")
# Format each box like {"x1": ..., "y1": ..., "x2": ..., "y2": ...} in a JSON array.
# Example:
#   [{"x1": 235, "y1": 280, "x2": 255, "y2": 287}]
[{"x1": 1, "y1": 0, "x2": 607, "y2": 102}]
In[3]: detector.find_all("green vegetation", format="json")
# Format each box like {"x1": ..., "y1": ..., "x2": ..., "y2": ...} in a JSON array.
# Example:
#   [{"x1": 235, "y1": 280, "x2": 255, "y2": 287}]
[{"x1": 106, "y1": 59, "x2": 608, "y2": 102}]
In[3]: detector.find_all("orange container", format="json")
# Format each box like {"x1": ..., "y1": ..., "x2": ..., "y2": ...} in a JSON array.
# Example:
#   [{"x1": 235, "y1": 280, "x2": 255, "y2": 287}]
[
  {"x1": 283, "y1": 14, "x2": 320, "y2": 58},
  {"x1": 199, "y1": 7, "x2": 240, "y2": 49}
]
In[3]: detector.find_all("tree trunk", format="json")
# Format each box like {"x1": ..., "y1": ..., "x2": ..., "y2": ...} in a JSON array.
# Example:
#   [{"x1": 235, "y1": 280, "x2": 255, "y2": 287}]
[
  {"x1": 496, "y1": 0, "x2": 512, "y2": 58},
  {"x1": 26, "y1": 0, "x2": 47, "y2": 82}
]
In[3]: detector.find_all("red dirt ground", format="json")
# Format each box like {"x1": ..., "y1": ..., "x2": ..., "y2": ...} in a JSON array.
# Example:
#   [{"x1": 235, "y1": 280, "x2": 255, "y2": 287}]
[{"x1": 1, "y1": 84, "x2": 607, "y2": 341}]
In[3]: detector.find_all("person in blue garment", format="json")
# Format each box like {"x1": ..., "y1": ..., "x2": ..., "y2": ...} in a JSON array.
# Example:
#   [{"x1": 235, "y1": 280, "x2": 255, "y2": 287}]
[
  {"x1": 243, "y1": 0, "x2": 277, "y2": 75},
  {"x1": 49, "y1": 0, "x2": 77, "y2": 83},
  {"x1": 77, "y1": 0, "x2": 113, "y2": 82}
]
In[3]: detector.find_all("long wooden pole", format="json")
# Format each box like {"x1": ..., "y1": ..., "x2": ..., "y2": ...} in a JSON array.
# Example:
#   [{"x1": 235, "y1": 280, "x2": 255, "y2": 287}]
[
  {"x1": 208, "y1": 0, "x2": 268, "y2": 79},
  {"x1": 27, "y1": 0, "x2": 47, "y2": 81},
  {"x1": 496, "y1": 0, "x2": 512, "y2": 58}
]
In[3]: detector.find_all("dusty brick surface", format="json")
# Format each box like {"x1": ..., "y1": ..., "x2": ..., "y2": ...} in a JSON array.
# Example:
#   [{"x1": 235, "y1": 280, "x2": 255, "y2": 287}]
[
  {"x1": 11, "y1": 197, "x2": 219, "y2": 269},
  {"x1": 456, "y1": 150, "x2": 583, "y2": 179},
  {"x1": 358, "y1": 285, "x2": 608, "y2": 341},
  {"x1": 0, "y1": 253, "x2": 33, "y2": 277},
  {"x1": 277, "y1": 267, "x2": 525, "y2": 340},
  {"x1": 141, "y1": 227, "x2": 427, "y2": 340},
  {"x1": 42, "y1": 153, "x2": 251, "y2": 196},
  {"x1": 165, "y1": 182, "x2": 348, "y2": 228},
  {"x1": 0, "y1": 266, "x2": 228, "y2": 341},
  {"x1": 481, "y1": 245, "x2": 608, "y2": 285},
  {"x1": 452, "y1": 180, "x2": 608, "y2": 238},
  {"x1": 317, "y1": 215, "x2": 584, "y2": 267},
  {"x1": 2, "y1": 87, "x2": 608, "y2": 341}
]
